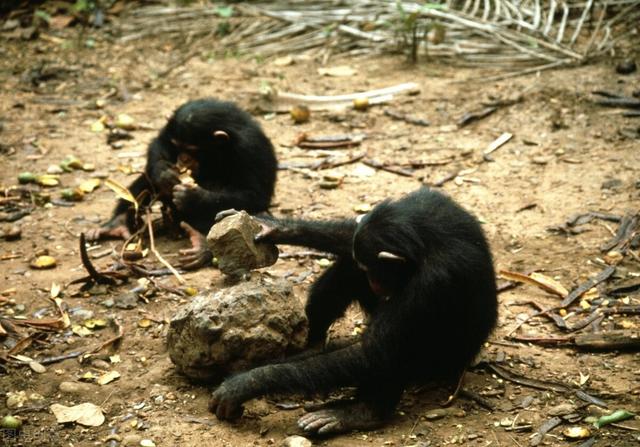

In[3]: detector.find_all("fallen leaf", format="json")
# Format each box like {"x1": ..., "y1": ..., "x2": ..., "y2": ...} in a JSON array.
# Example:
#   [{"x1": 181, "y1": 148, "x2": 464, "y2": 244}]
[
  {"x1": 563, "y1": 426, "x2": 591, "y2": 439},
  {"x1": 30, "y1": 256, "x2": 57, "y2": 269},
  {"x1": 104, "y1": 178, "x2": 138, "y2": 211},
  {"x1": 91, "y1": 120, "x2": 105, "y2": 132},
  {"x1": 594, "y1": 409, "x2": 635, "y2": 428},
  {"x1": 78, "y1": 179, "x2": 101, "y2": 193},
  {"x1": 72, "y1": 325, "x2": 93, "y2": 337},
  {"x1": 499, "y1": 270, "x2": 568, "y2": 297},
  {"x1": 97, "y1": 370, "x2": 120, "y2": 385},
  {"x1": 49, "y1": 15, "x2": 74, "y2": 29},
  {"x1": 115, "y1": 113, "x2": 135, "y2": 130},
  {"x1": 50, "y1": 403, "x2": 105, "y2": 426},
  {"x1": 35, "y1": 174, "x2": 60, "y2": 187},
  {"x1": 83, "y1": 319, "x2": 108, "y2": 330}
]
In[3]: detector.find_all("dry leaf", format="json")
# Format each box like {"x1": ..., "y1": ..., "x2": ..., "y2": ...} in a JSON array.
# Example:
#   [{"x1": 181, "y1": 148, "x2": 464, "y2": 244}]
[
  {"x1": 50, "y1": 283, "x2": 61, "y2": 298},
  {"x1": 499, "y1": 270, "x2": 568, "y2": 297},
  {"x1": 115, "y1": 113, "x2": 135, "y2": 130},
  {"x1": 50, "y1": 403, "x2": 105, "y2": 426},
  {"x1": 35, "y1": 174, "x2": 60, "y2": 187},
  {"x1": 30, "y1": 255, "x2": 57, "y2": 269},
  {"x1": 72, "y1": 325, "x2": 93, "y2": 337},
  {"x1": 84, "y1": 319, "x2": 108, "y2": 329},
  {"x1": 78, "y1": 179, "x2": 101, "y2": 193},
  {"x1": 104, "y1": 178, "x2": 138, "y2": 211},
  {"x1": 563, "y1": 426, "x2": 591, "y2": 439},
  {"x1": 97, "y1": 370, "x2": 120, "y2": 385}
]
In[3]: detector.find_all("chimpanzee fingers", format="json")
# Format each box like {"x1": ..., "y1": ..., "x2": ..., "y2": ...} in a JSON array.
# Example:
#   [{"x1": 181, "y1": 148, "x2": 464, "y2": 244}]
[
  {"x1": 298, "y1": 411, "x2": 342, "y2": 434},
  {"x1": 254, "y1": 225, "x2": 277, "y2": 242},
  {"x1": 208, "y1": 391, "x2": 244, "y2": 420},
  {"x1": 84, "y1": 229, "x2": 100, "y2": 241},
  {"x1": 215, "y1": 209, "x2": 240, "y2": 222}
]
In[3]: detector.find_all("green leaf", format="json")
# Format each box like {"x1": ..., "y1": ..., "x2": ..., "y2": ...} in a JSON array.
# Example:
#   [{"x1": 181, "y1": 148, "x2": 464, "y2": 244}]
[
  {"x1": 215, "y1": 6, "x2": 233, "y2": 18},
  {"x1": 34, "y1": 10, "x2": 52, "y2": 23},
  {"x1": 594, "y1": 410, "x2": 635, "y2": 429}
]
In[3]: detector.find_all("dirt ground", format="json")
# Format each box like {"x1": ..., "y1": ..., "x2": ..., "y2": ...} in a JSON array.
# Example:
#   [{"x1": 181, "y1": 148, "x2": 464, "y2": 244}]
[{"x1": 1, "y1": 10, "x2": 639, "y2": 447}]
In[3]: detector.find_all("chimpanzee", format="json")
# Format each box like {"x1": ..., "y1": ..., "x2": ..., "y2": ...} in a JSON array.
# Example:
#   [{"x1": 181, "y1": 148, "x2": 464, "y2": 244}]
[
  {"x1": 86, "y1": 98, "x2": 278, "y2": 269},
  {"x1": 208, "y1": 187, "x2": 498, "y2": 436}
]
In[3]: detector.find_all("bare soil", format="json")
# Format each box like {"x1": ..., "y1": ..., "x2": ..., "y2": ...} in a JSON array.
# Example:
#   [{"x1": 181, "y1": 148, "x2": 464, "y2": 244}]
[{"x1": 1, "y1": 16, "x2": 639, "y2": 447}]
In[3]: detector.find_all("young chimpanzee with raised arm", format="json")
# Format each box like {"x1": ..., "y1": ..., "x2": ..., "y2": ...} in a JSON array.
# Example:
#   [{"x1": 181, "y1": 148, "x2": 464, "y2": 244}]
[
  {"x1": 86, "y1": 99, "x2": 277, "y2": 269},
  {"x1": 208, "y1": 187, "x2": 498, "y2": 436}
]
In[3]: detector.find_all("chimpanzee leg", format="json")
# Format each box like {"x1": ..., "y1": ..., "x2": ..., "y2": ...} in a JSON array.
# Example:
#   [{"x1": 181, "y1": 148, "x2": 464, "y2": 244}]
[
  {"x1": 306, "y1": 257, "x2": 374, "y2": 346},
  {"x1": 86, "y1": 175, "x2": 153, "y2": 241}
]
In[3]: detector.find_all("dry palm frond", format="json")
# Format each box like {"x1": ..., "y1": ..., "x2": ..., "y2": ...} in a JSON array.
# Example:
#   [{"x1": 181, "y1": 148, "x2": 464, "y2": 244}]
[{"x1": 117, "y1": 1, "x2": 640, "y2": 73}]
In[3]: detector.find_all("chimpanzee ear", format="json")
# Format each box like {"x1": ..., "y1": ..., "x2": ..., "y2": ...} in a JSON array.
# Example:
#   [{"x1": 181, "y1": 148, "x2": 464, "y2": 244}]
[
  {"x1": 213, "y1": 130, "x2": 229, "y2": 140},
  {"x1": 377, "y1": 251, "x2": 405, "y2": 262}
]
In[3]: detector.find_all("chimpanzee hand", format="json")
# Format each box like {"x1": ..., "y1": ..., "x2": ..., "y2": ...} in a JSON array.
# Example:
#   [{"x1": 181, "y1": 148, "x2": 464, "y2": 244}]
[
  {"x1": 155, "y1": 161, "x2": 180, "y2": 195},
  {"x1": 208, "y1": 373, "x2": 255, "y2": 420},
  {"x1": 172, "y1": 184, "x2": 206, "y2": 212},
  {"x1": 178, "y1": 222, "x2": 213, "y2": 270}
]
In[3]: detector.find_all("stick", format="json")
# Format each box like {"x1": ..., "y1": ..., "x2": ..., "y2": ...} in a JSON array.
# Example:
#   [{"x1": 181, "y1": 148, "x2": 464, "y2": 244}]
[
  {"x1": 430, "y1": 170, "x2": 460, "y2": 187},
  {"x1": 560, "y1": 265, "x2": 615, "y2": 308},
  {"x1": 363, "y1": 158, "x2": 414, "y2": 177},
  {"x1": 483, "y1": 132, "x2": 513, "y2": 160},
  {"x1": 79, "y1": 233, "x2": 118, "y2": 285},
  {"x1": 146, "y1": 211, "x2": 185, "y2": 284}
]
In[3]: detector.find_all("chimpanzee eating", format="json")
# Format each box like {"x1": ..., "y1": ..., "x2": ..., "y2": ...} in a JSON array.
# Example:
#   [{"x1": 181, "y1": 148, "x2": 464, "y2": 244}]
[
  {"x1": 86, "y1": 98, "x2": 278, "y2": 269},
  {"x1": 208, "y1": 187, "x2": 498, "y2": 436}
]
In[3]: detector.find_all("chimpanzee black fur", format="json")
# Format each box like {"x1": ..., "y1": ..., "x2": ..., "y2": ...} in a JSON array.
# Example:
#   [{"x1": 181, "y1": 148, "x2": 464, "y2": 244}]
[
  {"x1": 208, "y1": 187, "x2": 498, "y2": 436},
  {"x1": 86, "y1": 98, "x2": 277, "y2": 269}
]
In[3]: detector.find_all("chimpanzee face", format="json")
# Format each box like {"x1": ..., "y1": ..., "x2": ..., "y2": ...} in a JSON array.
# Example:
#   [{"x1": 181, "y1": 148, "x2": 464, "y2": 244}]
[{"x1": 353, "y1": 216, "x2": 408, "y2": 297}]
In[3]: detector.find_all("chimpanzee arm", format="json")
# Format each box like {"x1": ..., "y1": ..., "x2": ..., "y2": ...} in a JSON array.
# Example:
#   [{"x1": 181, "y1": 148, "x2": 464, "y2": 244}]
[
  {"x1": 145, "y1": 137, "x2": 179, "y2": 193},
  {"x1": 175, "y1": 187, "x2": 270, "y2": 215},
  {"x1": 209, "y1": 343, "x2": 369, "y2": 419},
  {"x1": 257, "y1": 218, "x2": 357, "y2": 258}
]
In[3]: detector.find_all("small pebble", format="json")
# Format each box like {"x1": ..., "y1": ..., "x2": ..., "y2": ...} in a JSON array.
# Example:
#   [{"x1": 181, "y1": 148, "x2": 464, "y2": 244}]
[{"x1": 616, "y1": 59, "x2": 637, "y2": 75}]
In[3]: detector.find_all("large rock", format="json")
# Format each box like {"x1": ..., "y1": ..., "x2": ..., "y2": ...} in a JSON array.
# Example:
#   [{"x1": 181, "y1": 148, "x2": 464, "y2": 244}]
[
  {"x1": 167, "y1": 276, "x2": 307, "y2": 382},
  {"x1": 206, "y1": 211, "x2": 279, "y2": 276}
]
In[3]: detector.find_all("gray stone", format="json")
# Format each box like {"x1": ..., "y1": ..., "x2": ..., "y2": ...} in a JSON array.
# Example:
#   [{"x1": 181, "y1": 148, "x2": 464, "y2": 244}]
[
  {"x1": 206, "y1": 211, "x2": 278, "y2": 276},
  {"x1": 167, "y1": 276, "x2": 307, "y2": 382},
  {"x1": 59, "y1": 381, "x2": 95, "y2": 395}
]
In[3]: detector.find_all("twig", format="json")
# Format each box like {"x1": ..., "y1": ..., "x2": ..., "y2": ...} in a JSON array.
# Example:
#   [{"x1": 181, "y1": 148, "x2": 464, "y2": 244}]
[
  {"x1": 384, "y1": 109, "x2": 430, "y2": 126},
  {"x1": 457, "y1": 106, "x2": 498, "y2": 127},
  {"x1": 429, "y1": 170, "x2": 460, "y2": 187},
  {"x1": 79, "y1": 233, "x2": 118, "y2": 285},
  {"x1": 560, "y1": 265, "x2": 616, "y2": 308},
  {"x1": 146, "y1": 210, "x2": 186, "y2": 284},
  {"x1": 363, "y1": 158, "x2": 414, "y2": 177},
  {"x1": 483, "y1": 132, "x2": 513, "y2": 161}
]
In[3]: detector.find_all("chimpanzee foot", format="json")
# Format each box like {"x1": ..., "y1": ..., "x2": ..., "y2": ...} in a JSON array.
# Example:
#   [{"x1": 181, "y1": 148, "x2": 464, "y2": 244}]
[
  {"x1": 298, "y1": 401, "x2": 388, "y2": 436},
  {"x1": 178, "y1": 221, "x2": 213, "y2": 270},
  {"x1": 85, "y1": 224, "x2": 131, "y2": 241},
  {"x1": 86, "y1": 213, "x2": 132, "y2": 241}
]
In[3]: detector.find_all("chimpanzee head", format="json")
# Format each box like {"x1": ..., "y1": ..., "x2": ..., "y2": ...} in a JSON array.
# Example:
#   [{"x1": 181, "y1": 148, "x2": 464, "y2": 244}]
[
  {"x1": 165, "y1": 99, "x2": 234, "y2": 155},
  {"x1": 352, "y1": 199, "x2": 424, "y2": 297}
]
